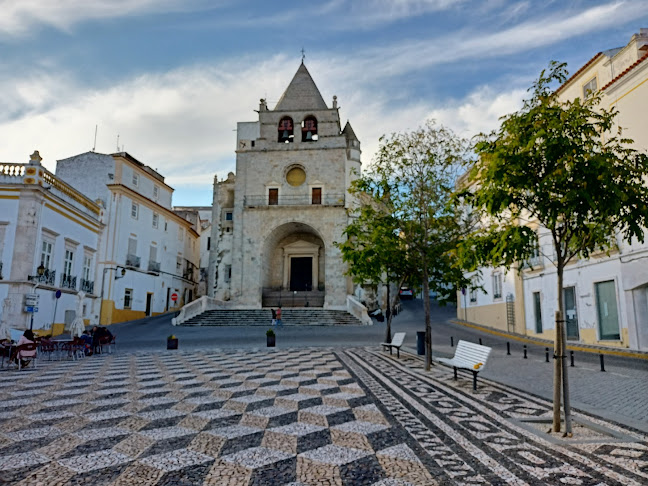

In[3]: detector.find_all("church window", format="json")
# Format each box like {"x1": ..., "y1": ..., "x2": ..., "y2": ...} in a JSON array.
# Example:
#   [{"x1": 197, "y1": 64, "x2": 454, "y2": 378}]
[
  {"x1": 312, "y1": 187, "x2": 322, "y2": 205},
  {"x1": 268, "y1": 188, "x2": 279, "y2": 206},
  {"x1": 278, "y1": 117, "x2": 294, "y2": 143},
  {"x1": 286, "y1": 167, "x2": 306, "y2": 187},
  {"x1": 301, "y1": 116, "x2": 318, "y2": 142}
]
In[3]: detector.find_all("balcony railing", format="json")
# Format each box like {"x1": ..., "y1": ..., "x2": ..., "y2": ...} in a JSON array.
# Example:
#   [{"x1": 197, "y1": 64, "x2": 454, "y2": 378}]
[
  {"x1": 522, "y1": 255, "x2": 544, "y2": 270},
  {"x1": 28, "y1": 269, "x2": 56, "y2": 286},
  {"x1": 80, "y1": 278, "x2": 94, "y2": 294},
  {"x1": 60, "y1": 274, "x2": 77, "y2": 290},
  {"x1": 126, "y1": 254, "x2": 141, "y2": 268},
  {"x1": 244, "y1": 193, "x2": 345, "y2": 207},
  {"x1": 148, "y1": 260, "x2": 161, "y2": 273}
]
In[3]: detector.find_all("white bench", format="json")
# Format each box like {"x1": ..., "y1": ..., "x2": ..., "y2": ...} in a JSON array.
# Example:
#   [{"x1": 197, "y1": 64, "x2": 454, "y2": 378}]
[
  {"x1": 381, "y1": 332, "x2": 406, "y2": 358},
  {"x1": 437, "y1": 340, "x2": 492, "y2": 390}
]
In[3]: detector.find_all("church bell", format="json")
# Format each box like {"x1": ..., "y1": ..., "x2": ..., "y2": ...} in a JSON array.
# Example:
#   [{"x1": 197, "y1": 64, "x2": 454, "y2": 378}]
[{"x1": 305, "y1": 131, "x2": 313, "y2": 141}]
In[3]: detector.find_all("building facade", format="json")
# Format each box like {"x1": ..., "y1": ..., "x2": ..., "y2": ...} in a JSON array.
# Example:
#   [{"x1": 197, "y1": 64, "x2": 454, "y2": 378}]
[
  {"x1": 0, "y1": 151, "x2": 103, "y2": 333},
  {"x1": 458, "y1": 28, "x2": 648, "y2": 351},
  {"x1": 56, "y1": 151, "x2": 200, "y2": 324},
  {"x1": 208, "y1": 63, "x2": 361, "y2": 309}
]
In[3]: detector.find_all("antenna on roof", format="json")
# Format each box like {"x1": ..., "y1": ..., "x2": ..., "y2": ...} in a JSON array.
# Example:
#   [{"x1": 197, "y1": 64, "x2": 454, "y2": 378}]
[{"x1": 92, "y1": 125, "x2": 98, "y2": 152}]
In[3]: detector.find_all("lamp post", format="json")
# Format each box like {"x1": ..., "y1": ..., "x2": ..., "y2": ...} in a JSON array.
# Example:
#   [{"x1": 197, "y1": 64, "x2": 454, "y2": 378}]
[
  {"x1": 29, "y1": 264, "x2": 46, "y2": 330},
  {"x1": 99, "y1": 266, "x2": 126, "y2": 325}
]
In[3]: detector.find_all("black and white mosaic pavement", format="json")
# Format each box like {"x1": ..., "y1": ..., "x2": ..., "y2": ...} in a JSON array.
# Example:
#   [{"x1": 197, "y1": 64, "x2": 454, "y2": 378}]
[{"x1": 0, "y1": 348, "x2": 646, "y2": 485}]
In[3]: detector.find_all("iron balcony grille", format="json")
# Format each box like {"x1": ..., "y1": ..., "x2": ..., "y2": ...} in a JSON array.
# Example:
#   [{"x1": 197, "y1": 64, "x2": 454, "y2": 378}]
[
  {"x1": 244, "y1": 194, "x2": 345, "y2": 207},
  {"x1": 148, "y1": 260, "x2": 161, "y2": 273},
  {"x1": 28, "y1": 269, "x2": 56, "y2": 286},
  {"x1": 126, "y1": 254, "x2": 141, "y2": 268},
  {"x1": 80, "y1": 278, "x2": 94, "y2": 294},
  {"x1": 60, "y1": 274, "x2": 77, "y2": 290}
]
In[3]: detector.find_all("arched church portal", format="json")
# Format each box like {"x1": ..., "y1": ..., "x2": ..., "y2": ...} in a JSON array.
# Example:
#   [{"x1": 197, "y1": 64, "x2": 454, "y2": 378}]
[{"x1": 262, "y1": 222, "x2": 325, "y2": 306}]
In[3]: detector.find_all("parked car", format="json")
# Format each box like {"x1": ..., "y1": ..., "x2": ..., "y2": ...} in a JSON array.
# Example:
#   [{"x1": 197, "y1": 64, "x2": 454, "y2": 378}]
[{"x1": 399, "y1": 287, "x2": 414, "y2": 299}]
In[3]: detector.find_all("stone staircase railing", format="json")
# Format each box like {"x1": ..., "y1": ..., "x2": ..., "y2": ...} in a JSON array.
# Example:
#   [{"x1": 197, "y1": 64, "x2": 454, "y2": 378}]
[
  {"x1": 172, "y1": 295, "x2": 228, "y2": 325},
  {"x1": 347, "y1": 295, "x2": 372, "y2": 325}
]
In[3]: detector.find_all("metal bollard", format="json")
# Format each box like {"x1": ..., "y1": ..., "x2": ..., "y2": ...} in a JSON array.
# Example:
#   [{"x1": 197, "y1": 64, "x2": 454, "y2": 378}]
[
  {"x1": 479, "y1": 338, "x2": 483, "y2": 345},
  {"x1": 545, "y1": 348, "x2": 549, "y2": 363},
  {"x1": 450, "y1": 336, "x2": 454, "y2": 347},
  {"x1": 507, "y1": 342, "x2": 511, "y2": 355},
  {"x1": 523, "y1": 345, "x2": 527, "y2": 359},
  {"x1": 570, "y1": 350, "x2": 574, "y2": 367},
  {"x1": 600, "y1": 354, "x2": 606, "y2": 372}
]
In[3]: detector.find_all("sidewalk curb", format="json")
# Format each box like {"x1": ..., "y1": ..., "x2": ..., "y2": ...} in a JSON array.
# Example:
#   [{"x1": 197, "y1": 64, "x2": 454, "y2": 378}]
[{"x1": 450, "y1": 319, "x2": 648, "y2": 360}]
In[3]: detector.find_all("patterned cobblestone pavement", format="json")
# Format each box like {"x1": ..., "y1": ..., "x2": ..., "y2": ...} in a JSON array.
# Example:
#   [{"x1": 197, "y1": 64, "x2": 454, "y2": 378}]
[{"x1": 1, "y1": 348, "x2": 647, "y2": 485}]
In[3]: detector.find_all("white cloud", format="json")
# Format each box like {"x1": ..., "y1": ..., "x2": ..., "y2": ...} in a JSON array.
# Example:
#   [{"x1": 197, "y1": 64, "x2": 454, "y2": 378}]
[{"x1": 0, "y1": 0, "x2": 217, "y2": 36}]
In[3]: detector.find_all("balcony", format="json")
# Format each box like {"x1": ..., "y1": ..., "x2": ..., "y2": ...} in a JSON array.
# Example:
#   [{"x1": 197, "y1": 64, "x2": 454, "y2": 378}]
[
  {"x1": 60, "y1": 274, "x2": 77, "y2": 290},
  {"x1": 148, "y1": 260, "x2": 161, "y2": 273},
  {"x1": 80, "y1": 278, "x2": 94, "y2": 294},
  {"x1": 522, "y1": 255, "x2": 544, "y2": 270},
  {"x1": 126, "y1": 254, "x2": 141, "y2": 268},
  {"x1": 28, "y1": 268, "x2": 56, "y2": 286},
  {"x1": 244, "y1": 193, "x2": 345, "y2": 207}
]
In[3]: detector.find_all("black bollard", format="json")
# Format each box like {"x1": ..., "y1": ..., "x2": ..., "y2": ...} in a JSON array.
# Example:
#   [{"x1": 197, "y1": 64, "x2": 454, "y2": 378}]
[
  {"x1": 506, "y1": 342, "x2": 511, "y2": 355},
  {"x1": 450, "y1": 336, "x2": 454, "y2": 347},
  {"x1": 479, "y1": 338, "x2": 483, "y2": 345},
  {"x1": 523, "y1": 345, "x2": 528, "y2": 359},
  {"x1": 545, "y1": 347, "x2": 550, "y2": 363},
  {"x1": 600, "y1": 354, "x2": 606, "y2": 372},
  {"x1": 570, "y1": 350, "x2": 574, "y2": 367}
]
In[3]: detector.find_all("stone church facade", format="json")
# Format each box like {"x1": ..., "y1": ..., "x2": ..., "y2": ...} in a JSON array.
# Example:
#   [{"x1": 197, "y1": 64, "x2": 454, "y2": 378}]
[{"x1": 207, "y1": 63, "x2": 361, "y2": 309}]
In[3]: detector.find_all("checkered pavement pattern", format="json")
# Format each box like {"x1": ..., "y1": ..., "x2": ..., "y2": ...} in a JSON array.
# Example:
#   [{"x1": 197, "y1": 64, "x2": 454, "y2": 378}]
[{"x1": 0, "y1": 350, "x2": 432, "y2": 485}]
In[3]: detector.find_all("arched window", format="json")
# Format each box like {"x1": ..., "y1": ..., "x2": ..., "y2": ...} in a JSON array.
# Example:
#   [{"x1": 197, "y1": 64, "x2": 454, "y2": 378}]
[
  {"x1": 278, "y1": 117, "x2": 294, "y2": 143},
  {"x1": 301, "y1": 116, "x2": 318, "y2": 142}
]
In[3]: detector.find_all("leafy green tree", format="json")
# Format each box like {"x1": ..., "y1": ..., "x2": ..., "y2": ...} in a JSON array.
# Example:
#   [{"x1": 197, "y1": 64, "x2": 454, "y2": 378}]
[
  {"x1": 342, "y1": 120, "x2": 471, "y2": 370},
  {"x1": 456, "y1": 61, "x2": 648, "y2": 433}
]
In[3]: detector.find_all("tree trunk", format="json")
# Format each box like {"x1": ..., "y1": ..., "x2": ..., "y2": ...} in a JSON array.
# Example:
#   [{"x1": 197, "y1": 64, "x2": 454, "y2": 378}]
[
  {"x1": 423, "y1": 265, "x2": 432, "y2": 371},
  {"x1": 560, "y1": 310, "x2": 573, "y2": 436},
  {"x1": 552, "y1": 260, "x2": 564, "y2": 433},
  {"x1": 385, "y1": 281, "x2": 392, "y2": 343}
]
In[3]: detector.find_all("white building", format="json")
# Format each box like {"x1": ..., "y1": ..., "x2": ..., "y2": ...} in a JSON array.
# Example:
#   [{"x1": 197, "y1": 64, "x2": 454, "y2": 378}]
[
  {"x1": 1, "y1": 151, "x2": 103, "y2": 334},
  {"x1": 56, "y1": 151, "x2": 200, "y2": 324},
  {"x1": 208, "y1": 63, "x2": 361, "y2": 309}
]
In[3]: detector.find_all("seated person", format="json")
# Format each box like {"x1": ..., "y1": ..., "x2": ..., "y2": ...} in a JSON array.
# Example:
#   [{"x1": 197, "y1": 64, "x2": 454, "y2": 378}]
[
  {"x1": 13, "y1": 330, "x2": 36, "y2": 367},
  {"x1": 91, "y1": 326, "x2": 113, "y2": 353},
  {"x1": 79, "y1": 331, "x2": 93, "y2": 355}
]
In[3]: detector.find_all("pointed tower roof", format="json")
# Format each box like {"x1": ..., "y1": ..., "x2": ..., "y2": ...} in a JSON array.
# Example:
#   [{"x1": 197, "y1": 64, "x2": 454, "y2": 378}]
[
  {"x1": 275, "y1": 63, "x2": 328, "y2": 111},
  {"x1": 342, "y1": 120, "x2": 358, "y2": 142}
]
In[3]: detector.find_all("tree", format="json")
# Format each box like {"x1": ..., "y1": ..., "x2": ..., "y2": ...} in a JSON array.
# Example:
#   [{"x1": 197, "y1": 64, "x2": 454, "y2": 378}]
[
  {"x1": 341, "y1": 120, "x2": 471, "y2": 370},
  {"x1": 337, "y1": 201, "x2": 413, "y2": 344},
  {"x1": 456, "y1": 61, "x2": 648, "y2": 434}
]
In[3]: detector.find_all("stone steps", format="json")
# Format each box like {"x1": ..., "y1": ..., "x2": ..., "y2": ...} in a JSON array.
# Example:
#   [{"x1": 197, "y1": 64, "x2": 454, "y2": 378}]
[{"x1": 182, "y1": 309, "x2": 363, "y2": 326}]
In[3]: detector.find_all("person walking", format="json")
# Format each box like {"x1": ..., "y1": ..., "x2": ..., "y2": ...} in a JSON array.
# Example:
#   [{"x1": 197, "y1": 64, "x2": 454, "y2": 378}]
[
  {"x1": 276, "y1": 307, "x2": 283, "y2": 328},
  {"x1": 271, "y1": 308, "x2": 277, "y2": 327}
]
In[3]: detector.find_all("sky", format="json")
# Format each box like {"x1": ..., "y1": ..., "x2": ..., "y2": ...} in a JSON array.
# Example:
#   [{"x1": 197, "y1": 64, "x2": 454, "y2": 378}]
[{"x1": 2, "y1": 0, "x2": 647, "y2": 206}]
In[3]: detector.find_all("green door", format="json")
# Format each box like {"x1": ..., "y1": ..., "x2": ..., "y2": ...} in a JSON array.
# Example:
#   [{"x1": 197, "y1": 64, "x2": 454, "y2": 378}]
[{"x1": 595, "y1": 281, "x2": 620, "y2": 340}]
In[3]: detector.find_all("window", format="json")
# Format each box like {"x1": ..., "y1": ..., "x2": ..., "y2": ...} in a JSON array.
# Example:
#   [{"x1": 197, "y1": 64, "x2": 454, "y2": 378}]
[
  {"x1": 207, "y1": 237, "x2": 211, "y2": 251},
  {"x1": 268, "y1": 188, "x2": 278, "y2": 206},
  {"x1": 41, "y1": 240, "x2": 53, "y2": 269},
  {"x1": 132, "y1": 172, "x2": 139, "y2": 187},
  {"x1": 278, "y1": 117, "x2": 294, "y2": 143},
  {"x1": 153, "y1": 185, "x2": 159, "y2": 199},
  {"x1": 286, "y1": 167, "x2": 306, "y2": 186},
  {"x1": 225, "y1": 212, "x2": 233, "y2": 221},
  {"x1": 301, "y1": 116, "x2": 318, "y2": 142},
  {"x1": 595, "y1": 281, "x2": 620, "y2": 340},
  {"x1": 124, "y1": 288, "x2": 133, "y2": 309},
  {"x1": 225, "y1": 265, "x2": 232, "y2": 282},
  {"x1": 582, "y1": 77, "x2": 597, "y2": 98},
  {"x1": 131, "y1": 203, "x2": 139, "y2": 219},
  {"x1": 63, "y1": 250, "x2": 74, "y2": 277},
  {"x1": 128, "y1": 237, "x2": 137, "y2": 255},
  {"x1": 312, "y1": 187, "x2": 322, "y2": 205},
  {"x1": 533, "y1": 292, "x2": 542, "y2": 334},
  {"x1": 469, "y1": 287, "x2": 477, "y2": 303},
  {"x1": 178, "y1": 227, "x2": 184, "y2": 241},
  {"x1": 82, "y1": 255, "x2": 92, "y2": 281},
  {"x1": 492, "y1": 273, "x2": 502, "y2": 299},
  {"x1": 152, "y1": 213, "x2": 159, "y2": 229}
]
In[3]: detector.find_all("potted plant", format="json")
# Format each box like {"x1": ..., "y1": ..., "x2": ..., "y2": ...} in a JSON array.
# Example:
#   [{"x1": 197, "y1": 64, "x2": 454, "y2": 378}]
[
  {"x1": 266, "y1": 328, "x2": 275, "y2": 347},
  {"x1": 167, "y1": 334, "x2": 178, "y2": 350}
]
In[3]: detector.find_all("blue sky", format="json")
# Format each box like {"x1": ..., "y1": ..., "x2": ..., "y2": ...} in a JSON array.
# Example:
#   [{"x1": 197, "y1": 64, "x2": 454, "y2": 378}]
[{"x1": 2, "y1": 1, "x2": 647, "y2": 206}]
